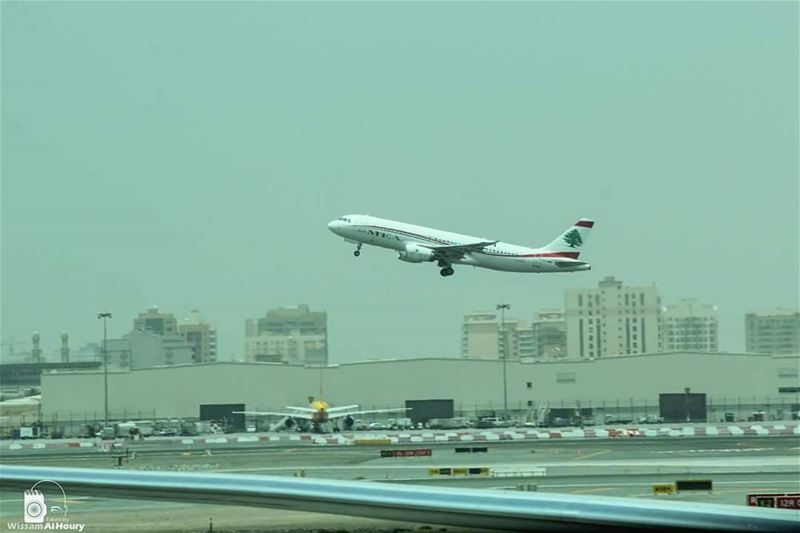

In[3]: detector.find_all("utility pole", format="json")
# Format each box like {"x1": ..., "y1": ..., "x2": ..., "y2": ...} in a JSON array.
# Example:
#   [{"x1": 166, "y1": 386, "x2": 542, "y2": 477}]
[
  {"x1": 496, "y1": 303, "x2": 510, "y2": 421},
  {"x1": 684, "y1": 387, "x2": 691, "y2": 423},
  {"x1": 97, "y1": 312, "x2": 112, "y2": 427}
]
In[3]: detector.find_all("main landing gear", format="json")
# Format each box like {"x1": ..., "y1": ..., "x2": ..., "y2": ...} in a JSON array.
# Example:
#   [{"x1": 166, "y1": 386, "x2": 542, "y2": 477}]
[
  {"x1": 353, "y1": 243, "x2": 362, "y2": 257},
  {"x1": 438, "y1": 259, "x2": 454, "y2": 277}
]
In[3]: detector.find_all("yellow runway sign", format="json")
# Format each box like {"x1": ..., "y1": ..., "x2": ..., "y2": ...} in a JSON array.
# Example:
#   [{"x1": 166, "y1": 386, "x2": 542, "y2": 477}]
[{"x1": 653, "y1": 483, "x2": 675, "y2": 495}]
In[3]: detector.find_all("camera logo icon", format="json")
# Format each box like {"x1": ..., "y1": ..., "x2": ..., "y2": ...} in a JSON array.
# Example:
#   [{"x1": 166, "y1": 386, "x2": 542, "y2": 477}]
[{"x1": 24, "y1": 489, "x2": 47, "y2": 523}]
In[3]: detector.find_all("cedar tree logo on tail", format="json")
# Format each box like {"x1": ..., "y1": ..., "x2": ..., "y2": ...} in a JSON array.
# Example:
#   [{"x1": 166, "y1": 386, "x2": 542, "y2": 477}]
[{"x1": 562, "y1": 229, "x2": 583, "y2": 248}]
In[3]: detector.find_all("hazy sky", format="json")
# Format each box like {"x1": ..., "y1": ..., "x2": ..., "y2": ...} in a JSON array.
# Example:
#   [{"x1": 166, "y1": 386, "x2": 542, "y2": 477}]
[{"x1": 2, "y1": 2, "x2": 798, "y2": 362}]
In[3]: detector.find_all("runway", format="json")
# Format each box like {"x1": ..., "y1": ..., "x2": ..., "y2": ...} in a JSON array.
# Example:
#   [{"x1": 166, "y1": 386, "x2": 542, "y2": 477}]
[{"x1": 1, "y1": 436, "x2": 798, "y2": 531}]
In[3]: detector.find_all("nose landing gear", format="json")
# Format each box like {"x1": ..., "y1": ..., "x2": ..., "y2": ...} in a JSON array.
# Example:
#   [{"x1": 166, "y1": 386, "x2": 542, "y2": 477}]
[{"x1": 354, "y1": 244, "x2": 362, "y2": 257}]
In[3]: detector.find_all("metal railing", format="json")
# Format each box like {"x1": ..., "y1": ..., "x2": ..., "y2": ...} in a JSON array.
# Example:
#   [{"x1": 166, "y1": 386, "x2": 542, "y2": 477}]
[{"x1": 1, "y1": 465, "x2": 797, "y2": 532}]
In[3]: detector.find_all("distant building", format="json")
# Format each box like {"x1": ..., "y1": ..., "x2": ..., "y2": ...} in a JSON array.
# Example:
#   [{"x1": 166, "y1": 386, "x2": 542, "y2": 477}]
[
  {"x1": 746, "y1": 308, "x2": 800, "y2": 355},
  {"x1": 566, "y1": 276, "x2": 662, "y2": 359},
  {"x1": 133, "y1": 307, "x2": 178, "y2": 337},
  {"x1": 178, "y1": 310, "x2": 217, "y2": 363},
  {"x1": 104, "y1": 330, "x2": 193, "y2": 369},
  {"x1": 662, "y1": 299, "x2": 719, "y2": 352},
  {"x1": 516, "y1": 322, "x2": 535, "y2": 359},
  {"x1": 461, "y1": 312, "x2": 520, "y2": 359},
  {"x1": 72, "y1": 343, "x2": 101, "y2": 363},
  {"x1": 131, "y1": 307, "x2": 216, "y2": 364},
  {"x1": 529, "y1": 310, "x2": 567, "y2": 359},
  {"x1": 244, "y1": 305, "x2": 328, "y2": 365}
]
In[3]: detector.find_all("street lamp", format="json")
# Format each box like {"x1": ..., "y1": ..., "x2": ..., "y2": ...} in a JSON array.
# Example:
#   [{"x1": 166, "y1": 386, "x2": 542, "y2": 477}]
[
  {"x1": 496, "y1": 303, "x2": 510, "y2": 421},
  {"x1": 684, "y1": 387, "x2": 691, "y2": 423},
  {"x1": 97, "y1": 312, "x2": 112, "y2": 427}
]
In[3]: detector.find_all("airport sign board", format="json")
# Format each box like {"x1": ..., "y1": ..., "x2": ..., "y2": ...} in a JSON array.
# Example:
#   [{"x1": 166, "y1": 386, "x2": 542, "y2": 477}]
[
  {"x1": 652, "y1": 483, "x2": 675, "y2": 495},
  {"x1": 747, "y1": 493, "x2": 800, "y2": 508},
  {"x1": 380, "y1": 449, "x2": 432, "y2": 458},
  {"x1": 675, "y1": 479, "x2": 712, "y2": 492}
]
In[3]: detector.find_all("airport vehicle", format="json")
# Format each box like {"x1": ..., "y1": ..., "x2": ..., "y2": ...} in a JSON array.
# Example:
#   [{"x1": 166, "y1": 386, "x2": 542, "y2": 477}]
[
  {"x1": 328, "y1": 215, "x2": 594, "y2": 277},
  {"x1": 17, "y1": 427, "x2": 36, "y2": 439},
  {"x1": 427, "y1": 417, "x2": 472, "y2": 429},
  {"x1": 605, "y1": 414, "x2": 633, "y2": 425},
  {"x1": 388, "y1": 417, "x2": 413, "y2": 430},
  {"x1": 234, "y1": 400, "x2": 409, "y2": 433},
  {"x1": 475, "y1": 417, "x2": 511, "y2": 428},
  {"x1": 637, "y1": 415, "x2": 664, "y2": 424}
]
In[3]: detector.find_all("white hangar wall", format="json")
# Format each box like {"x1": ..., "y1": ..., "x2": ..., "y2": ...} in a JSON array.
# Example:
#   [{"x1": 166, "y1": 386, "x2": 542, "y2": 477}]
[{"x1": 40, "y1": 352, "x2": 799, "y2": 420}]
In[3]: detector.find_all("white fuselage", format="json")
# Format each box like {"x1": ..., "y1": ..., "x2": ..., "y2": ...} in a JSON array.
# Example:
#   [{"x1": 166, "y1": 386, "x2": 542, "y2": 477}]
[{"x1": 328, "y1": 215, "x2": 591, "y2": 273}]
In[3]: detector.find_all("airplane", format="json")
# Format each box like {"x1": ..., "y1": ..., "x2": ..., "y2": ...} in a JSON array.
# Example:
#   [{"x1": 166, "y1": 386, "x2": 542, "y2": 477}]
[
  {"x1": 327, "y1": 215, "x2": 595, "y2": 277},
  {"x1": 233, "y1": 399, "x2": 409, "y2": 433}
]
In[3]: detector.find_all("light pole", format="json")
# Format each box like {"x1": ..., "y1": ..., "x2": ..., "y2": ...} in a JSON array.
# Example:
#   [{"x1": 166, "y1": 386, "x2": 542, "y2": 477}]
[
  {"x1": 97, "y1": 312, "x2": 112, "y2": 427},
  {"x1": 496, "y1": 303, "x2": 510, "y2": 421},
  {"x1": 684, "y1": 387, "x2": 691, "y2": 423}
]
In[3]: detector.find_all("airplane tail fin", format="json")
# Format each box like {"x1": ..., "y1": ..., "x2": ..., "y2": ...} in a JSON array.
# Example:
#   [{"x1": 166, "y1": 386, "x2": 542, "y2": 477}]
[{"x1": 542, "y1": 219, "x2": 595, "y2": 258}]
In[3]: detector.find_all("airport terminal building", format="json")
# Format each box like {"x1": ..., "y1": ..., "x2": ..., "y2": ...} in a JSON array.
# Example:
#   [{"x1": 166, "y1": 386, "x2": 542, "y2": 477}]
[{"x1": 37, "y1": 351, "x2": 800, "y2": 427}]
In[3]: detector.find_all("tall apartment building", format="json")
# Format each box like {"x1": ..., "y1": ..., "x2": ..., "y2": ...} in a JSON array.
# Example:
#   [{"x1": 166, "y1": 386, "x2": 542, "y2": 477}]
[
  {"x1": 746, "y1": 308, "x2": 800, "y2": 355},
  {"x1": 133, "y1": 307, "x2": 178, "y2": 336},
  {"x1": 131, "y1": 306, "x2": 208, "y2": 365},
  {"x1": 244, "y1": 305, "x2": 328, "y2": 365},
  {"x1": 566, "y1": 276, "x2": 662, "y2": 359},
  {"x1": 530, "y1": 309, "x2": 567, "y2": 359},
  {"x1": 105, "y1": 330, "x2": 193, "y2": 369},
  {"x1": 461, "y1": 312, "x2": 520, "y2": 359},
  {"x1": 178, "y1": 310, "x2": 217, "y2": 363},
  {"x1": 662, "y1": 299, "x2": 719, "y2": 352}
]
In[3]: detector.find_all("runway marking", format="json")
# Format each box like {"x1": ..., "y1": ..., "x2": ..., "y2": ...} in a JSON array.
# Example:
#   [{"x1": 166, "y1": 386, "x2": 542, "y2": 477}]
[
  {"x1": 569, "y1": 487, "x2": 615, "y2": 494},
  {"x1": 654, "y1": 448, "x2": 775, "y2": 454},
  {"x1": 573, "y1": 449, "x2": 610, "y2": 461}
]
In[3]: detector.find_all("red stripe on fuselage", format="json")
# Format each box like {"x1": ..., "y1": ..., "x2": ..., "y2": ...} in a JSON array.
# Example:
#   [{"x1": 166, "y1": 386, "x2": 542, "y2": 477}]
[
  {"x1": 521, "y1": 252, "x2": 580, "y2": 259},
  {"x1": 575, "y1": 220, "x2": 594, "y2": 228}
]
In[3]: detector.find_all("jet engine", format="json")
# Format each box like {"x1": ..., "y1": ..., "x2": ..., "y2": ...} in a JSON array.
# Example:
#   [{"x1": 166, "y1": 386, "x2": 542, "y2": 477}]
[{"x1": 398, "y1": 243, "x2": 435, "y2": 263}]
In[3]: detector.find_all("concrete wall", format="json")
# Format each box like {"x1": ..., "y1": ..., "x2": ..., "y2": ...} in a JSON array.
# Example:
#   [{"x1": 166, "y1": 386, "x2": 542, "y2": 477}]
[{"x1": 40, "y1": 352, "x2": 800, "y2": 420}]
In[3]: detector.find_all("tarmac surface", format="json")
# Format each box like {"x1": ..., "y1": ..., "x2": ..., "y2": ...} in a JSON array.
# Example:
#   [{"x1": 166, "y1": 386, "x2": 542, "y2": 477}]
[{"x1": 1, "y1": 435, "x2": 798, "y2": 532}]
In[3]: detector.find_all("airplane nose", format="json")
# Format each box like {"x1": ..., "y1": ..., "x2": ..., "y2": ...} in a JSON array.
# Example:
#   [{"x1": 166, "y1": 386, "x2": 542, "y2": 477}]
[{"x1": 327, "y1": 220, "x2": 342, "y2": 233}]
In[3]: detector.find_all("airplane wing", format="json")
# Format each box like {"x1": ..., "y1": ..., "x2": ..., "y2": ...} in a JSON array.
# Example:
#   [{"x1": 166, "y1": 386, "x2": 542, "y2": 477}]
[
  {"x1": 428, "y1": 241, "x2": 497, "y2": 260},
  {"x1": 284, "y1": 406, "x2": 318, "y2": 413},
  {"x1": 324, "y1": 404, "x2": 361, "y2": 413},
  {"x1": 328, "y1": 407, "x2": 410, "y2": 420},
  {"x1": 232, "y1": 410, "x2": 314, "y2": 421},
  {"x1": 1, "y1": 465, "x2": 795, "y2": 532}
]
